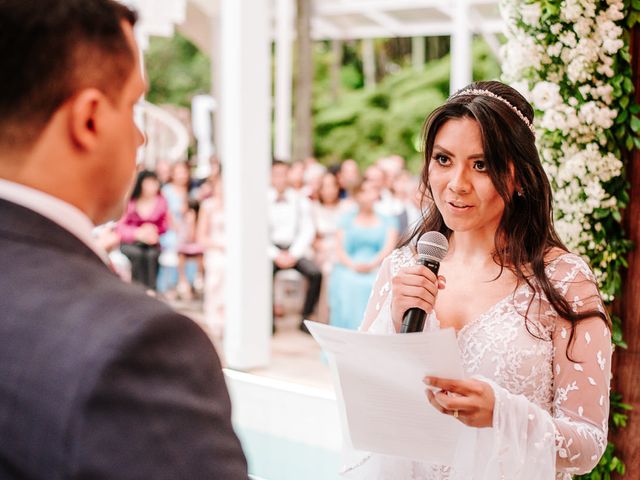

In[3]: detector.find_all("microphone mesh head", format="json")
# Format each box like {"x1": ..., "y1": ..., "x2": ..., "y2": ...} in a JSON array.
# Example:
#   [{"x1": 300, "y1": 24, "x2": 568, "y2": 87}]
[{"x1": 417, "y1": 231, "x2": 449, "y2": 262}]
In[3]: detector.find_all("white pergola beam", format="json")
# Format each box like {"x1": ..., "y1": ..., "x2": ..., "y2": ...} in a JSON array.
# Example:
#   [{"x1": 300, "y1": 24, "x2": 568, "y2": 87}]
[
  {"x1": 308, "y1": 20, "x2": 503, "y2": 40},
  {"x1": 315, "y1": 0, "x2": 496, "y2": 16},
  {"x1": 316, "y1": 0, "x2": 454, "y2": 15},
  {"x1": 361, "y1": 9, "x2": 404, "y2": 36},
  {"x1": 311, "y1": 17, "x2": 344, "y2": 39}
]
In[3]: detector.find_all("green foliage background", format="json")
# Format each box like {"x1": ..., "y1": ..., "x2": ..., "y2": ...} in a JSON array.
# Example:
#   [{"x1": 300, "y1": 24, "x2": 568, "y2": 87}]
[
  {"x1": 143, "y1": 34, "x2": 499, "y2": 174},
  {"x1": 311, "y1": 40, "x2": 501, "y2": 172},
  {"x1": 144, "y1": 33, "x2": 211, "y2": 108}
]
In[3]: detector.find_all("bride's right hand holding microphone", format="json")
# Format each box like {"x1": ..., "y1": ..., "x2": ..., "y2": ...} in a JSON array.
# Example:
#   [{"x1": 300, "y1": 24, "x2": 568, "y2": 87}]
[{"x1": 390, "y1": 264, "x2": 446, "y2": 332}]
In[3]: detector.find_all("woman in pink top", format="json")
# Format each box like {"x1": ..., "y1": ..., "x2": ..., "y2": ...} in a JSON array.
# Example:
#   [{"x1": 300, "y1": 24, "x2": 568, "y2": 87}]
[{"x1": 117, "y1": 170, "x2": 168, "y2": 290}]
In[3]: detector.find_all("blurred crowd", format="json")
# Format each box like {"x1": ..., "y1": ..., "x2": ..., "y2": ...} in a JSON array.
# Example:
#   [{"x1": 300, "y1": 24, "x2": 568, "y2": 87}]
[{"x1": 95, "y1": 155, "x2": 426, "y2": 337}]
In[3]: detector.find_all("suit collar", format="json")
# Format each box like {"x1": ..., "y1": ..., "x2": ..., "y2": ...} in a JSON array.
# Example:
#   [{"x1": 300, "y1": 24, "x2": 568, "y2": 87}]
[{"x1": 0, "y1": 198, "x2": 108, "y2": 268}]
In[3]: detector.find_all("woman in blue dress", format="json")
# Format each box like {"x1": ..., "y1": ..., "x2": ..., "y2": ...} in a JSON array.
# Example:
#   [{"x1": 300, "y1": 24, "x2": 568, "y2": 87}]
[{"x1": 329, "y1": 180, "x2": 398, "y2": 330}]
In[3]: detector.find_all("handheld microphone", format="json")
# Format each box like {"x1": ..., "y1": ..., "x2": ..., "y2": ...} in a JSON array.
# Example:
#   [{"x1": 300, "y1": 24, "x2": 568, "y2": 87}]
[{"x1": 400, "y1": 231, "x2": 449, "y2": 333}]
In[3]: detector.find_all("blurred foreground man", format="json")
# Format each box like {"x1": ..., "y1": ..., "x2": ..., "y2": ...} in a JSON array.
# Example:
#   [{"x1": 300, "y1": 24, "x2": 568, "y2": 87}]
[{"x1": 0, "y1": 1, "x2": 247, "y2": 478}]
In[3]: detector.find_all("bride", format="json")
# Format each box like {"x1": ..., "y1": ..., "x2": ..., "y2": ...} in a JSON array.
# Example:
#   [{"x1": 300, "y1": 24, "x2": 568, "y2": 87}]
[{"x1": 346, "y1": 81, "x2": 611, "y2": 479}]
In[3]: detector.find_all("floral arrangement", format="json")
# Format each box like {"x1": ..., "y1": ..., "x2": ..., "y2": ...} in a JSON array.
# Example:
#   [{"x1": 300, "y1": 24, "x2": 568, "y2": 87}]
[{"x1": 499, "y1": 0, "x2": 637, "y2": 476}]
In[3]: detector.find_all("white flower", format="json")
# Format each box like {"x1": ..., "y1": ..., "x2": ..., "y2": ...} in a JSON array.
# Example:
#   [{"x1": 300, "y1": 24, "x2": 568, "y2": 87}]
[
  {"x1": 606, "y1": 4, "x2": 625, "y2": 22},
  {"x1": 559, "y1": 31, "x2": 578, "y2": 49},
  {"x1": 575, "y1": 18, "x2": 593, "y2": 37},
  {"x1": 567, "y1": 58, "x2": 589, "y2": 84},
  {"x1": 510, "y1": 81, "x2": 531, "y2": 101},
  {"x1": 550, "y1": 23, "x2": 563, "y2": 35},
  {"x1": 520, "y1": 3, "x2": 542, "y2": 25},
  {"x1": 602, "y1": 38, "x2": 624, "y2": 55},
  {"x1": 548, "y1": 43, "x2": 564, "y2": 58},
  {"x1": 561, "y1": 0, "x2": 583, "y2": 22},
  {"x1": 531, "y1": 82, "x2": 563, "y2": 111},
  {"x1": 500, "y1": 0, "x2": 627, "y2": 297}
]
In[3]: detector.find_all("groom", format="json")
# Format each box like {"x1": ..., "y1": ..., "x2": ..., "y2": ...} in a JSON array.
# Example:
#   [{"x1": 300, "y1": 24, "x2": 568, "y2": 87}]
[{"x1": 0, "y1": 1, "x2": 247, "y2": 478}]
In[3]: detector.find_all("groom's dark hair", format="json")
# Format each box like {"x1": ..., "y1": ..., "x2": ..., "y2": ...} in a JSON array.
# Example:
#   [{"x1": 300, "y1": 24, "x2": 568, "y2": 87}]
[{"x1": 0, "y1": 0, "x2": 138, "y2": 148}]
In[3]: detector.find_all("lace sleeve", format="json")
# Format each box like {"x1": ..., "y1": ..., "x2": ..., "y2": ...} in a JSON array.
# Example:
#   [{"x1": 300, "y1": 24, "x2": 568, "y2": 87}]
[
  {"x1": 359, "y1": 254, "x2": 395, "y2": 334},
  {"x1": 549, "y1": 254, "x2": 611, "y2": 474},
  {"x1": 487, "y1": 254, "x2": 611, "y2": 478}
]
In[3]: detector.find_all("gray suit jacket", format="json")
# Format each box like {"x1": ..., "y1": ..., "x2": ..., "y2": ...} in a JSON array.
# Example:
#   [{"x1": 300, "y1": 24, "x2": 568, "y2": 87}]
[{"x1": 0, "y1": 198, "x2": 248, "y2": 479}]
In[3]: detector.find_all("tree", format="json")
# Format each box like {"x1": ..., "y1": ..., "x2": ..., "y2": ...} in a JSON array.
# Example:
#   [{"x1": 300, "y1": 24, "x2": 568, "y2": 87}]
[
  {"x1": 614, "y1": 27, "x2": 640, "y2": 478},
  {"x1": 293, "y1": 0, "x2": 314, "y2": 162}
]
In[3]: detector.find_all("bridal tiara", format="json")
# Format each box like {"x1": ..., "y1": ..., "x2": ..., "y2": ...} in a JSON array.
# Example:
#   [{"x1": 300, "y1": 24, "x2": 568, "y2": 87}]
[{"x1": 449, "y1": 88, "x2": 536, "y2": 135}]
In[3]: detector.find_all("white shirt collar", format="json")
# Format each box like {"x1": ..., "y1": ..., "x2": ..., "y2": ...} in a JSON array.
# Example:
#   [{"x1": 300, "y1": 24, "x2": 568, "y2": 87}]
[
  {"x1": 268, "y1": 187, "x2": 296, "y2": 202},
  {"x1": 0, "y1": 178, "x2": 109, "y2": 264}
]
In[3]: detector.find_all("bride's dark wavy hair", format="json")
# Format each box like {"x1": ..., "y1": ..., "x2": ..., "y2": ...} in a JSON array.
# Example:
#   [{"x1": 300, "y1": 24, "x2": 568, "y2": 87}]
[{"x1": 399, "y1": 81, "x2": 609, "y2": 356}]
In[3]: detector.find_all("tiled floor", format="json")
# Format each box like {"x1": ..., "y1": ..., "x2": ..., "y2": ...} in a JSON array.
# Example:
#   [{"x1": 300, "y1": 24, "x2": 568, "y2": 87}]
[{"x1": 174, "y1": 299, "x2": 333, "y2": 390}]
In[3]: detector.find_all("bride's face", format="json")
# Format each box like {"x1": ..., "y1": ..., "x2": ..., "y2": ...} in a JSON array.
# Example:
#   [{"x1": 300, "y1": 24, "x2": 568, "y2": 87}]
[{"x1": 428, "y1": 117, "x2": 510, "y2": 236}]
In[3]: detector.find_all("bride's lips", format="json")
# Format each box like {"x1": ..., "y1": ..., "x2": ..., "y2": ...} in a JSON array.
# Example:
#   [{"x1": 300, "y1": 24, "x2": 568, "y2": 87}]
[{"x1": 447, "y1": 201, "x2": 473, "y2": 211}]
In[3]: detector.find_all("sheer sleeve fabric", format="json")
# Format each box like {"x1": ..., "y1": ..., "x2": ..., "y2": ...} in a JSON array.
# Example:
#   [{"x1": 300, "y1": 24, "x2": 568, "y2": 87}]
[
  {"x1": 359, "y1": 255, "x2": 395, "y2": 334},
  {"x1": 548, "y1": 254, "x2": 611, "y2": 474},
  {"x1": 487, "y1": 254, "x2": 611, "y2": 478},
  {"x1": 359, "y1": 247, "x2": 436, "y2": 335}
]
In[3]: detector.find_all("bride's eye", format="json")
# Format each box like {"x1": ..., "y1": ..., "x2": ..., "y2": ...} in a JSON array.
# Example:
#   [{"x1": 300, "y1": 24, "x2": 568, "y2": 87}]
[
  {"x1": 473, "y1": 160, "x2": 487, "y2": 172},
  {"x1": 432, "y1": 154, "x2": 450, "y2": 166}
]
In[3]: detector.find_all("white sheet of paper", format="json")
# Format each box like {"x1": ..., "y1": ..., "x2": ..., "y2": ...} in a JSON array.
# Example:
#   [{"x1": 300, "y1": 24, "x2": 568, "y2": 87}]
[{"x1": 306, "y1": 321, "x2": 466, "y2": 465}]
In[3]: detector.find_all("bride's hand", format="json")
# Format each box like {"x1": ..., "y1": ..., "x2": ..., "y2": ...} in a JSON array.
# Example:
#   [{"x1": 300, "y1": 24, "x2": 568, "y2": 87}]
[
  {"x1": 423, "y1": 377, "x2": 495, "y2": 428},
  {"x1": 390, "y1": 265, "x2": 446, "y2": 331}
]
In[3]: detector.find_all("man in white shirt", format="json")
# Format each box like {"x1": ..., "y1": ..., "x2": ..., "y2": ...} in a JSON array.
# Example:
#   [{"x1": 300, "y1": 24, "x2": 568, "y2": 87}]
[
  {"x1": 269, "y1": 160, "x2": 321, "y2": 332},
  {"x1": 0, "y1": 1, "x2": 247, "y2": 478},
  {"x1": 365, "y1": 164, "x2": 405, "y2": 218}
]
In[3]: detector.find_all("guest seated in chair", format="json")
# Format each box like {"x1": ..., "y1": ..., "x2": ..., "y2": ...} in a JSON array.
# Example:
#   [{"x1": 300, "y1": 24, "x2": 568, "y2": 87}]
[
  {"x1": 268, "y1": 159, "x2": 321, "y2": 333},
  {"x1": 117, "y1": 170, "x2": 168, "y2": 291}
]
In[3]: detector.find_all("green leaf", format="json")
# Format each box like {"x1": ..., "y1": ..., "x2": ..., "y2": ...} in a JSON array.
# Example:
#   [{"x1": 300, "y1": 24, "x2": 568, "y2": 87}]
[
  {"x1": 626, "y1": 135, "x2": 634, "y2": 150},
  {"x1": 631, "y1": 115, "x2": 640, "y2": 133},
  {"x1": 620, "y1": 96, "x2": 630, "y2": 108},
  {"x1": 593, "y1": 208, "x2": 609, "y2": 219},
  {"x1": 620, "y1": 48, "x2": 632, "y2": 62},
  {"x1": 616, "y1": 109, "x2": 628, "y2": 124},
  {"x1": 624, "y1": 77, "x2": 635, "y2": 94}
]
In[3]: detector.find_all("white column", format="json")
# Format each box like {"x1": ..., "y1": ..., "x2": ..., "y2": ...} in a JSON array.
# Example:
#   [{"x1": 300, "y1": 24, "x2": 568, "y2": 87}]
[
  {"x1": 450, "y1": 0, "x2": 472, "y2": 94},
  {"x1": 211, "y1": 13, "x2": 223, "y2": 161},
  {"x1": 219, "y1": 0, "x2": 272, "y2": 369},
  {"x1": 411, "y1": 36, "x2": 425, "y2": 70},
  {"x1": 274, "y1": 0, "x2": 294, "y2": 161},
  {"x1": 191, "y1": 94, "x2": 217, "y2": 178},
  {"x1": 362, "y1": 38, "x2": 376, "y2": 89}
]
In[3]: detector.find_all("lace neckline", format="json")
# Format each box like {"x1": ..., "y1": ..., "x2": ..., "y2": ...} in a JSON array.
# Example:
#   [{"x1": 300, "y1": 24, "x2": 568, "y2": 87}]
[
  {"x1": 427, "y1": 252, "x2": 573, "y2": 337},
  {"x1": 455, "y1": 283, "x2": 524, "y2": 337}
]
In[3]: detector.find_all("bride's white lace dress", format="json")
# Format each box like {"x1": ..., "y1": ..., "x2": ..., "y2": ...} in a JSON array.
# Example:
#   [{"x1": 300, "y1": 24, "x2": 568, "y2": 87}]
[{"x1": 341, "y1": 247, "x2": 611, "y2": 480}]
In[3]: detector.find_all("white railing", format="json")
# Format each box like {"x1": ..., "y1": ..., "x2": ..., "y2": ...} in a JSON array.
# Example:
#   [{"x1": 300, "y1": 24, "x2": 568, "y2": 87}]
[{"x1": 136, "y1": 100, "x2": 190, "y2": 168}]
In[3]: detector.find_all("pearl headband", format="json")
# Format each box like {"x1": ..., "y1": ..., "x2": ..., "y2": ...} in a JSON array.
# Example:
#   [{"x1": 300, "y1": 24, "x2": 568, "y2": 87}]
[{"x1": 449, "y1": 88, "x2": 536, "y2": 136}]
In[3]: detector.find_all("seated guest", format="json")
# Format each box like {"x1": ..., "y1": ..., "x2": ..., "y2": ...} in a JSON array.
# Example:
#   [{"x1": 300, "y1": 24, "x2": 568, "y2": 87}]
[
  {"x1": 117, "y1": 170, "x2": 168, "y2": 290},
  {"x1": 269, "y1": 159, "x2": 321, "y2": 331},
  {"x1": 337, "y1": 158, "x2": 361, "y2": 201},
  {"x1": 311, "y1": 171, "x2": 344, "y2": 323},
  {"x1": 329, "y1": 180, "x2": 398, "y2": 330},
  {"x1": 160, "y1": 161, "x2": 196, "y2": 299},
  {"x1": 196, "y1": 174, "x2": 226, "y2": 337},
  {"x1": 365, "y1": 163, "x2": 405, "y2": 219}
]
